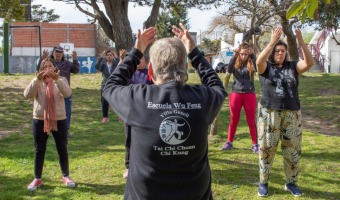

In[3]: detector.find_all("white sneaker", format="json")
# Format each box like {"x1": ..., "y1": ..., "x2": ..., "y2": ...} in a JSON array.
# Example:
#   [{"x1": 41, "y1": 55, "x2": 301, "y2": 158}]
[{"x1": 123, "y1": 169, "x2": 129, "y2": 179}]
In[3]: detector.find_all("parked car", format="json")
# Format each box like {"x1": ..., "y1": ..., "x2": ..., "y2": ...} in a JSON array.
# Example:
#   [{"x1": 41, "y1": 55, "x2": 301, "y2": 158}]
[{"x1": 215, "y1": 62, "x2": 227, "y2": 73}]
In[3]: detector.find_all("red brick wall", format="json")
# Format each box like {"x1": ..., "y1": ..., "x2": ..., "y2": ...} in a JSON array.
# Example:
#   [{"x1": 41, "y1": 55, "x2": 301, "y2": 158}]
[{"x1": 12, "y1": 22, "x2": 96, "y2": 48}]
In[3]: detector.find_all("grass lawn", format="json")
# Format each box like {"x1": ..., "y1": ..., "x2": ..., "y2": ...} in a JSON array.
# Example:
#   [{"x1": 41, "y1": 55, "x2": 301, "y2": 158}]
[{"x1": 0, "y1": 72, "x2": 339, "y2": 200}]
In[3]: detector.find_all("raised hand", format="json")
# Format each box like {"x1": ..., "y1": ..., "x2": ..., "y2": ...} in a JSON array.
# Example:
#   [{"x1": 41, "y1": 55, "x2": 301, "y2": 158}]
[
  {"x1": 270, "y1": 27, "x2": 282, "y2": 44},
  {"x1": 72, "y1": 51, "x2": 77, "y2": 60},
  {"x1": 36, "y1": 70, "x2": 45, "y2": 80},
  {"x1": 51, "y1": 70, "x2": 60, "y2": 80},
  {"x1": 294, "y1": 28, "x2": 304, "y2": 45},
  {"x1": 119, "y1": 49, "x2": 127, "y2": 60},
  {"x1": 42, "y1": 49, "x2": 49, "y2": 59},
  {"x1": 172, "y1": 23, "x2": 195, "y2": 53},
  {"x1": 134, "y1": 27, "x2": 157, "y2": 53},
  {"x1": 101, "y1": 50, "x2": 106, "y2": 58}
]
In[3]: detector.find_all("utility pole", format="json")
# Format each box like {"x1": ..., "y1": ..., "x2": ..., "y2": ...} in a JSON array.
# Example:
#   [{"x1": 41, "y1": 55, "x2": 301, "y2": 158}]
[
  {"x1": 3, "y1": 22, "x2": 9, "y2": 73},
  {"x1": 198, "y1": 29, "x2": 201, "y2": 45}
]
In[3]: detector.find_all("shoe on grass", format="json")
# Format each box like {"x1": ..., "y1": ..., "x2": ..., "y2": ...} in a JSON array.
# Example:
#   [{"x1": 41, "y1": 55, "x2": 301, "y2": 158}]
[
  {"x1": 27, "y1": 178, "x2": 42, "y2": 191},
  {"x1": 221, "y1": 142, "x2": 233, "y2": 150},
  {"x1": 285, "y1": 183, "x2": 302, "y2": 197},
  {"x1": 258, "y1": 183, "x2": 268, "y2": 197},
  {"x1": 102, "y1": 117, "x2": 109, "y2": 123},
  {"x1": 62, "y1": 176, "x2": 76, "y2": 188},
  {"x1": 123, "y1": 169, "x2": 129, "y2": 179},
  {"x1": 252, "y1": 144, "x2": 259, "y2": 154}
]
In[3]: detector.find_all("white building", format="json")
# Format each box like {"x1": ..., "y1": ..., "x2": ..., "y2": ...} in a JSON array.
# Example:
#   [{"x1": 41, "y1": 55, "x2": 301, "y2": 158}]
[{"x1": 309, "y1": 29, "x2": 340, "y2": 73}]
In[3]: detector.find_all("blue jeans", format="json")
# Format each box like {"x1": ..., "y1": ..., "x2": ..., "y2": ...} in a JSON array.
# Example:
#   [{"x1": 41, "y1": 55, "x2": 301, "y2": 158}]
[{"x1": 64, "y1": 96, "x2": 72, "y2": 132}]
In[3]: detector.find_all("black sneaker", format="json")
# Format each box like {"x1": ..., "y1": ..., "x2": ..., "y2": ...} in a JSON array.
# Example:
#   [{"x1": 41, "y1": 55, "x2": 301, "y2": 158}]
[
  {"x1": 285, "y1": 183, "x2": 302, "y2": 197},
  {"x1": 258, "y1": 183, "x2": 268, "y2": 197}
]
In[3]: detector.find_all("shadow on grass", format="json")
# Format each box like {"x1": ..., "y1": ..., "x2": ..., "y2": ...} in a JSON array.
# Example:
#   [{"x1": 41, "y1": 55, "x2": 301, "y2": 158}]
[{"x1": 77, "y1": 182, "x2": 125, "y2": 196}]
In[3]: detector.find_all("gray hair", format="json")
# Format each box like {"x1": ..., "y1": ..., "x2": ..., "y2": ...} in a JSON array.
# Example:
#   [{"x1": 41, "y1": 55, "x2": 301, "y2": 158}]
[{"x1": 149, "y1": 38, "x2": 188, "y2": 85}]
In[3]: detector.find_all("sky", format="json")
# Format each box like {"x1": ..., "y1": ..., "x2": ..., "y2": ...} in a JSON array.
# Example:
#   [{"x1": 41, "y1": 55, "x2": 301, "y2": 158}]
[{"x1": 32, "y1": 0, "x2": 219, "y2": 34}]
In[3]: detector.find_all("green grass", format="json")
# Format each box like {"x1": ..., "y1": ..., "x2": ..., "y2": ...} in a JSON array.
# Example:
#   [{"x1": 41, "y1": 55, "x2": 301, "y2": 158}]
[{"x1": 0, "y1": 73, "x2": 339, "y2": 200}]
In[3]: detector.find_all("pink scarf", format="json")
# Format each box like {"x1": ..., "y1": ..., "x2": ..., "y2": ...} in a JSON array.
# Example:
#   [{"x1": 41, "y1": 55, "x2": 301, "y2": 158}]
[{"x1": 43, "y1": 77, "x2": 57, "y2": 133}]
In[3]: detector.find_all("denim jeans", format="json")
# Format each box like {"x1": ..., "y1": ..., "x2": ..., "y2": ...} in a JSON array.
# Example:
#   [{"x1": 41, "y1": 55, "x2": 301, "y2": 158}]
[{"x1": 64, "y1": 96, "x2": 72, "y2": 131}]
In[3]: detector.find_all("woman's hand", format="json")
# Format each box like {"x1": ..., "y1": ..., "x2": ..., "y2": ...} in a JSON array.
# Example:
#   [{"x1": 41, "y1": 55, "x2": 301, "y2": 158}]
[
  {"x1": 172, "y1": 23, "x2": 195, "y2": 53},
  {"x1": 36, "y1": 70, "x2": 45, "y2": 80},
  {"x1": 270, "y1": 27, "x2": 282, "y2": 44},
  {"x1": 134, "y1": 27, "x2": 157, "y2": 53},
  {"x1": 42, "y1": 49, "x2": 49, "y2": 59},
  {"x1": 72, "y1": 51, "x2": 78, "y2": 60},
  {"x1": 101, "y1": 50, "x2": 106, "y2": 58},
  {"x1": 119, "y1": 49, "x2": 127, "y2": 60},
  {"x1": 45, "y1": 69, "x2": 60, "y2": 81},
  {"x1": 295, "y1": 28, "x2": 304, "y2": 45}
]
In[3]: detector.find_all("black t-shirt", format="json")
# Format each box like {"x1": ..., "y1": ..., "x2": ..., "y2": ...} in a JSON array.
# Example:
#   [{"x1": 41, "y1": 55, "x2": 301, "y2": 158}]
[
  {"x1": 103, "y1": 47, "x2": 227, "y2": 200},
  {"x1": 259, "y1": 61, "x2": 300, "y2": 110}
]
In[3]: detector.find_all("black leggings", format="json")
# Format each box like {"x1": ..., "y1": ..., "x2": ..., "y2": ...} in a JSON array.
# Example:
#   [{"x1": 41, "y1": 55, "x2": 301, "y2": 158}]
[
  {"x1": 124, "y1": 124, "x2": 131, "y2": 169},
  {"x1": 32, "y1": 119, "x2": 69, "y2": 178},
  {"x1": 101, "y1": 89, "x2": 109, "y2": 118}
]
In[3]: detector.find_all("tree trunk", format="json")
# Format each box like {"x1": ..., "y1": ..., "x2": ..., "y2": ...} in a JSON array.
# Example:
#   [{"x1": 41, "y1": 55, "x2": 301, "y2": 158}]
[
  {"x1": 143, "y1": 0, "x2": 161, "y2": 29},
  {"x1": 110, "y1": 0, "x2": 133, "y2": 51},
  {"x1": 89, "y1": 0, "x2": 133, "y2": 52},
  {"x1": 280, "y1": 17, "x2": 299, "y2": 61},
  {"x1": 209, "y1": 112, "x2": 220, "y2": 136}
]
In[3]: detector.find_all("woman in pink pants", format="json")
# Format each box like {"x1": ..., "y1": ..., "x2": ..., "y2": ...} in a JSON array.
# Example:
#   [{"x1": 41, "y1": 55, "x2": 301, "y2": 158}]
[{"x1": 221, "y1": 42, "x2": 259, "y2": 153}]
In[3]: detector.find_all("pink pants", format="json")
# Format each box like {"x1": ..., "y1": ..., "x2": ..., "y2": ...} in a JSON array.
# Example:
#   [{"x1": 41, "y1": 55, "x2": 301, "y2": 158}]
[{"x1": 227, "y1": 92, "x2": 257, "y2": 144}]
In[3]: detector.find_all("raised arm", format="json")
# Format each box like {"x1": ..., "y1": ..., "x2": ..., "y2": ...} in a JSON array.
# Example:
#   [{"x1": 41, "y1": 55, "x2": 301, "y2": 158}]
[
  {"x1": 295, "y1": 28, "x2": 314, "y2": 74},
  {"x1": 70, "y1": 51, "x2": 80, "y2": 73},
  {"x1": 172, "y1": 23, "x2": 227, "y2": 98},
  {"x1": 171, "y1": 23, "x2": 195, "y2": 53},
  {"x1": 95, "y1": 50, "x2": 106, "y2": 72},
  {"x1": 134, "y1": 27, "x2": 157, "y2": 53},
  {"x1": 256, "y1": 27, "x2": 282, "y2": 74},
  {"x1": 118, "y1": 49, "x2": 127, "y2": 65}
]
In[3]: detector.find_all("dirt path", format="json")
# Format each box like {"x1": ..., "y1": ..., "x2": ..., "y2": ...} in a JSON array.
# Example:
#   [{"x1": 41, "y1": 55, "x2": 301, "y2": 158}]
[
  {"x1": 0, "y1": 124, "x2": 29, "y2": 140},
  {"x1": 302, "y1": 115, "x2": 339, "y2": 136}
]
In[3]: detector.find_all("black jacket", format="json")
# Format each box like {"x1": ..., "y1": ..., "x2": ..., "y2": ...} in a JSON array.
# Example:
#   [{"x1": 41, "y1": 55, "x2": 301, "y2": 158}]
[
  {"x1": 95, "y1": 57, "x2": 118, "y2": 89},
  {"x1": 227, "y1": 54, "x2": 256, "y2": 93},
  {"x1": 103, "y1": 47, "x2": 227, "y2": 200}
]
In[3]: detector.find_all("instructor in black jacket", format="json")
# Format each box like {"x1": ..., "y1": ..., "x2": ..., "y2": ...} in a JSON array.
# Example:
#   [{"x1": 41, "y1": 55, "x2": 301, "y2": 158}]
[{"x1": 103, "y1": 23, "x2": 227, "y2": 200}]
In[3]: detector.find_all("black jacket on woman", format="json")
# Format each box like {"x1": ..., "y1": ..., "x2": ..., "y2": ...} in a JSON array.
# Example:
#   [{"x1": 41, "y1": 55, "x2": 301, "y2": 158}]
[
  {"x1": 95, "y1": 57, "x2": 118, "y2": 89},
  {"x1": 103, "y1": 47, "x2": 227, "y2": 200}
]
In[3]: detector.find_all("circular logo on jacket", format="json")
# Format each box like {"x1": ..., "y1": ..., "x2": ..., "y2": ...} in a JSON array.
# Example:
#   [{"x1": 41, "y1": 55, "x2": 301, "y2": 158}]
[{"x1": 159, "y1": 116, "x2": 190, "y2": 145}]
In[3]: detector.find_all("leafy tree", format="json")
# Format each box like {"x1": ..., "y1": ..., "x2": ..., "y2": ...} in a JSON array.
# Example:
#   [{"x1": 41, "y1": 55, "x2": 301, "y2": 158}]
[
  {"x1": 208, "y1": 0, "x2": 307, "y2": 60},
  {"x1": 305, "y1": 1, "x2": 340, "y2": 44},
  {"x1": 51, "y1": 0, "x2": 222, "y2": 52},
  {"x1": 287, "y1": 0, "x2": 340, "y2": 44},
  {"x1": 286, "y1": 0, "x2": 340, "y2": 23},
  {"x1": 206, "y1": 0, "x2": 276, "y2": 55},
  {"x1": 0, "y1": 0, "x2": 26, "y2": 22},
  {"x1": 155, "y1": 4, "x2": 189, "y2": 38},
  {"x1": 31, "y1": 4, "x2": 60, "y2": 22},
  {"x1": 198, "y1": 37, "x2": 220, "y2": 54}
]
